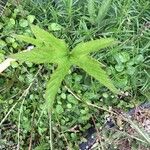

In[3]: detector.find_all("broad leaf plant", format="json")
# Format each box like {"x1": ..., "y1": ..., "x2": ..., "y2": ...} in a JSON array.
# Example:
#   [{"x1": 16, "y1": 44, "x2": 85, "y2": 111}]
[{"x1": 10, "y1": 25, "x2": 119, "y2": 111}]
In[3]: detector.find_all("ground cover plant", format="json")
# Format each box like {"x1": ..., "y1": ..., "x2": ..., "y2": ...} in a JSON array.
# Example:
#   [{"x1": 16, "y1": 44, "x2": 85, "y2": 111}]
[{"x1": 0, "y1": 0, "x2": 150, "y2": 149}]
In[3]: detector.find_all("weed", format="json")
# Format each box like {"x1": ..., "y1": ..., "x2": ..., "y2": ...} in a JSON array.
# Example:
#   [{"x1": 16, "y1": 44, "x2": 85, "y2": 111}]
[
  {"x1": 0, "y1": 0, "x2": 149, "y2": 149},
  {"x1": 10, "y1": 25, "x2": 118, "y2": 110}
]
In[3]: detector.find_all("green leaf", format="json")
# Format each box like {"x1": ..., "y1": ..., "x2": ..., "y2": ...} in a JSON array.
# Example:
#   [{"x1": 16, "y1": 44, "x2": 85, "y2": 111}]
[
  {"x1": 9, "y1": 24, "x2": 119, "y2": 113},
  {"x1": 0, "y1": 40, "x2": 6, "y2": 48},
  {"x1": 15, "y1": 35, "x2": 43, "y2": 47},
  {"x1": 72, "y1": 56, "x2": 119, "y2": 94},
  {"x1": 19, "y1": 19, "x2": 28, "y2": 27},
  {"x1": 126, "y1": 66, "x2": 136, "y2": 75},
  {"x1": 9, "y1": 47, "x2": 65, "y2": 64},
  {"x1": 97, "y1": 0, "x2": 112, "y2": 24},
  {"x1": 45, "y1": 62, "x2": 70, "y2": 110},
  {"x1": 5, "y1": 37, "x2": 15, "y2": 43},
  {"x1": 56, "y1": 105, "x2": 64, "y2": 114},
  {"x1": 30, "y1": 25, "x2": 68, "y2": 52},
  {"x1": 87, "y1": 0, "x2": 96, "y2": 23},
  {"x1": 115, "y1": 64, "x2": 124, "y2": 72},
  {"x1": 114, "y1": 52, "x2": 130, "y2": 63},
  {"x1": 71, "y1": 38, "x2": 116, "y2": 56},
  {"x1": 48, "y1": 23, "x2": 63, "y2": 31},
  {"x1": 9, "y1": 18, "x2": 15, "y2": 26},
  {"x1": 27, "y1": 15, "x2": 35, "y2": 23}
]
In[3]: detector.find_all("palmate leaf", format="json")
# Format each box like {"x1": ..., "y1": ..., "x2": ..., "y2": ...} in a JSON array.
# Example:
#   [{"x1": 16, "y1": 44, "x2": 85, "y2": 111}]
[
  {"x1": 10, "y1": 47, "x2": 66, "y2": 64},
  {"x1": 30, "y1": 25, "x2": 68, "y2": 52},
  {"x1": 72, "y1": 56, "x2": 119, "y2": 94},
  {"x1": 71, "y1": 38, "x2": 116, "y2": 56},
  {"x1": 45, "y1": 61, "x2": 70, "y2": 110},
  {"x1": 9, "y1": 24, "x2": 119, "y2": 111}
]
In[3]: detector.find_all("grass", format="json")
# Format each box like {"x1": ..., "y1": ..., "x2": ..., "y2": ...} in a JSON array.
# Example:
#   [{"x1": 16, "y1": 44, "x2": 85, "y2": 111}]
[{"x1": 0, "y1": 0, "x2": 150, "y2": 149}]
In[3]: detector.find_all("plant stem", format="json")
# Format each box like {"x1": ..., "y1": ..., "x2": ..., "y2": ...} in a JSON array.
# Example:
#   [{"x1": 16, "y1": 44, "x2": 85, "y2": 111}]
[{"x1": 48, "y1": 111, "x2": 53, "y2": 150}]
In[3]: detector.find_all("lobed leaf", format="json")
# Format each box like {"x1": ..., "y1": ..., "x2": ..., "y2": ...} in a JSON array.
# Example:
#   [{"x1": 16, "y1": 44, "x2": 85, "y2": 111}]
[
  {"x1": 45, "y1": 61, "x2": 70, "y2": 110},
  {"x1": 15, "y1": 35, "x2": 43, "y2": 47},
  {"x1": 71, "y1": 38, "x2": 116, "y2": 56},
  {"x1": 30, "y1": 25, "x2": 68, "y2": 52},
  {"x1": 9, "y1": 47, "x2": 66, "y2": 64},
  {"x1": 72, "y1": 56, "x2": 119, "y2": 94}
]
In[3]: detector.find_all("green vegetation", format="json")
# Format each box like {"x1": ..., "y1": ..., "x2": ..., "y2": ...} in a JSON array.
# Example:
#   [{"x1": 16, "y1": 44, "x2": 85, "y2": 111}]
[
  {"x1": 0, "y1": 0, "x2": 149, "y2": 149},
  {"x1": 10, "y1": 25, "x2": 118, "y2": 111}
]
